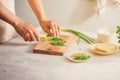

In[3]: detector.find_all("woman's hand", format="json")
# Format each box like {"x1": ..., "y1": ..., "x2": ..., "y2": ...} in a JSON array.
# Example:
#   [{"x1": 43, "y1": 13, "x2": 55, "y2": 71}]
[
  {"x1": 13, "y1": 21, "x2": 40, "y2": 42},
  {"x1": 0, "y1": 2, "x2": 39, "y2": 42},
  {"x1": 27, "y1": 0, "x2": 60, "y2": 37},
  {"x1": 40, "y1": 20, "x2": 60, "y2": 37}
]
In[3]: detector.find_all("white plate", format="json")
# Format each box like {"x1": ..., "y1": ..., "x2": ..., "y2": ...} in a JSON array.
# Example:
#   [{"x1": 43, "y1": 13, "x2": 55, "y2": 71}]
[
  {"x1": 91, "y1": 43, "x2": 119, "y2": 55},
  {"x1": 67, "y1": 53, "x2": 92, "y2": 63}
]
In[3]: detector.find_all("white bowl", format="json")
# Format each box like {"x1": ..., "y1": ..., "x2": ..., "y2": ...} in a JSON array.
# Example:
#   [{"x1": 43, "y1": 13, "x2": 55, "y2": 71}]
[{"x1": 97, "y1": 28, "x2": 115, "y2": 43}]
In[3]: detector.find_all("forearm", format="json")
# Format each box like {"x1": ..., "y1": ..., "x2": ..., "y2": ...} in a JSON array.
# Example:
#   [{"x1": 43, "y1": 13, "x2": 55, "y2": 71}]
[
  {"x1": 27, "y1": 0, "x2": 60, "y2": 37},
  {"x1": 0, "y1": 2, "x2": 21, "y2": 27},
  {"x1": 27, "y1": 0, "x2": 47, "y2": 23}
]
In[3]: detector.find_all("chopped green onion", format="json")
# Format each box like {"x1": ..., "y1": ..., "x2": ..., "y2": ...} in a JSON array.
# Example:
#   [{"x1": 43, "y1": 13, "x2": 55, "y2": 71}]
[
  {"x1": 74, "y1": 55, "x2": 91, "y2": 60},
  {"x1": 40, "y1": 36, "x2": 66, "y2": 46},
  {"x1": 50, "y1": 37, "x2": 66, "y2": 46}
]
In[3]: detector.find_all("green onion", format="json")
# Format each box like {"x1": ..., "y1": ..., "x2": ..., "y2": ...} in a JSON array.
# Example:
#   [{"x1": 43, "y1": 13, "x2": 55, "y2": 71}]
[
  {"x1": 40, "y1": 36, "x2": 53, "y2": 40},
  {"x1": 73, "y1": 55, "x2": 91, "y2": 60},
  {"x1": 62, "y1": 28, "x2": 95, "y2": 44},
  {"x1": 40, "y1": 36, "x2": 66, "y2": 46},
  {"x1": 50, "y1": 37, "x2": 66, "y2": 46},
  {"x1": 116, "y1": 26, "x2": 120, "y2": 43}
]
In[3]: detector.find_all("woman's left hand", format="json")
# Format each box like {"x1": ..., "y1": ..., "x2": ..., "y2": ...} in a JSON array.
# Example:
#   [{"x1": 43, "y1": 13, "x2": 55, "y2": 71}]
[{"x1": 39, "y1": 20, "x2": 60, "y2": 37}]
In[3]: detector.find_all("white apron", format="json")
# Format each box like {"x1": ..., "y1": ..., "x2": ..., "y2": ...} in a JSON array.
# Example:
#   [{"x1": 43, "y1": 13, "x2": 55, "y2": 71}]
[{"x1": 0, "y1": 0, "x2": 17, "y2": 43}]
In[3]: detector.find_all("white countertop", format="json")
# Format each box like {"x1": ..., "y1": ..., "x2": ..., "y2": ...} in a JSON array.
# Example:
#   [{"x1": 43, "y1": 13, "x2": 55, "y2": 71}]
[{"x1": 0, "y1": 27, "x2": 120, "y2": 80}]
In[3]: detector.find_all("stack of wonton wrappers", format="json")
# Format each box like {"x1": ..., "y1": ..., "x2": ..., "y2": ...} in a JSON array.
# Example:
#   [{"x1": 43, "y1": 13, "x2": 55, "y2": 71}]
[{"x1": 91, "y1": 43, "x2": 119, "y2": 55}]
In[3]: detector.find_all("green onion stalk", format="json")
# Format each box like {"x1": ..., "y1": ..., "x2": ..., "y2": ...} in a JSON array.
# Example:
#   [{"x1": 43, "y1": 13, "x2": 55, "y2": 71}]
[{"x1": 62, "y1": 28, "x2": 95, "y2": 44}]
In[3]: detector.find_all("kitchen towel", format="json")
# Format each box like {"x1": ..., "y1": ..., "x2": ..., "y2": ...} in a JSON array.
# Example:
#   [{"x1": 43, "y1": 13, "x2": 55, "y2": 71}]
[{"x1": 95, "y1": 0, "x2": 120, "y2": 15}]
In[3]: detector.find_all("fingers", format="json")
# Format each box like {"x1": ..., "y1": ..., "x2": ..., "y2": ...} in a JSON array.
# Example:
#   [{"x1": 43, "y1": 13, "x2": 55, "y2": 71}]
[
  {"x1": 54, "y1": 24, "x2": 60, "y2": 37},
  {"x1": 50, "y1": 22, "x2": 56, "y2": 37},
  {"x1": 27, "y1": 30, "x2": 35, "y2": 41},
  {"x1": 18, "y1": 24, "x2": 39, "y2": 42},
  {"x1": 40, "y1": 20, "x2": 61, "y2": 37},
  {"x1": 19, "y1": 32, "x2": 27, "y2": 41},
  {"x1": 13, "y1": 21, "x2": 40, "y2": 42},
  {"x1": 25, "y1": 26, "x2": 40, "y2": 42},
  {"x1": 33, "y1": 31, "x2": 40, "y2": 41},
  {"x1": 32, "y1": 28, "x2": 40, "y2": 41},
  {"x1": 29, "y1": 24, "x2": 39, "y2": 41},
  {"x1": 20, "y1": 28, "x2": 32, "y2": 42},
  {"x1": 44, "y1": 27, "x2": 53, "y2": 36},
  {"x1": 49, "y1": 21, "x2": 60, "y2": 37},
  {"x1": 15, "y1": 26, "x2": 28, "y2": 41}
]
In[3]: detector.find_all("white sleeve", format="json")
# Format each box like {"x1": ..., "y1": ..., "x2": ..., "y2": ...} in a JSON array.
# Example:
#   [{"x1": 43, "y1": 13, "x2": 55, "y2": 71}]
[{"x1": 0, "y1": 0, "x2": 17, "y2": 43}]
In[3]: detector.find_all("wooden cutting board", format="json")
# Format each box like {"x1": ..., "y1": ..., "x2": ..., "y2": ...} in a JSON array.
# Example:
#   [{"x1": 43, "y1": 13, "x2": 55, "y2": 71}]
[{"x1": 33, "y1": 35, "x2": 77, "y2": 56}]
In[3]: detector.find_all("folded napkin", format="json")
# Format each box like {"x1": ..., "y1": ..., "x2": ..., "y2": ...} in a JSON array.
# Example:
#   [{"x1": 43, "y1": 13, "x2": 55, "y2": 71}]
[
  {"x1": 0, "y1": 0, "x2": 17, "y2": 43},
  {"x1": 95, "y1": 0, "x2": 120, "y2": 15}
]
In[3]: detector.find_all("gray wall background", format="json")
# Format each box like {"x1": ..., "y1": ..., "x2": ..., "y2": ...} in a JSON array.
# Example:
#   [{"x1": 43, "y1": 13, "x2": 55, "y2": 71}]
[
  {"x1": 15, "y1": 0, "x2": 39, "y2": 27},
  {"x1": 15, "y1": 0, "x2": 95, "y2": 28},
  {"x1": 15, "y1": 0, "x2": 120, "y2": 32}
]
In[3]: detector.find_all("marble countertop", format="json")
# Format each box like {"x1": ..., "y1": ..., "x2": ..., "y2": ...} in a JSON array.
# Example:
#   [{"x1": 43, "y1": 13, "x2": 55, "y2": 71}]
[{"x1": 0, "y1": 27, "x2": 120, "y2": 80}]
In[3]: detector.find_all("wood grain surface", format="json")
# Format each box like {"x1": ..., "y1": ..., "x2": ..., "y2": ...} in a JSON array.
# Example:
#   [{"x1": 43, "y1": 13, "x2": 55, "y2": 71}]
[{"x1": 33, "y1": 35, "x2": 77, "y2": 56}]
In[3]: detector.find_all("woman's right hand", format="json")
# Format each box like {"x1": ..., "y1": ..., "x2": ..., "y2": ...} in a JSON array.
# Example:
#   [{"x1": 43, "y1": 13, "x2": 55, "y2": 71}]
[
  {"x1": 0, "y1": 2, "x2": 39, "y2": 42},
  {"x1": 13, "y1": 21, "x2": 40, "y2": 42}
]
